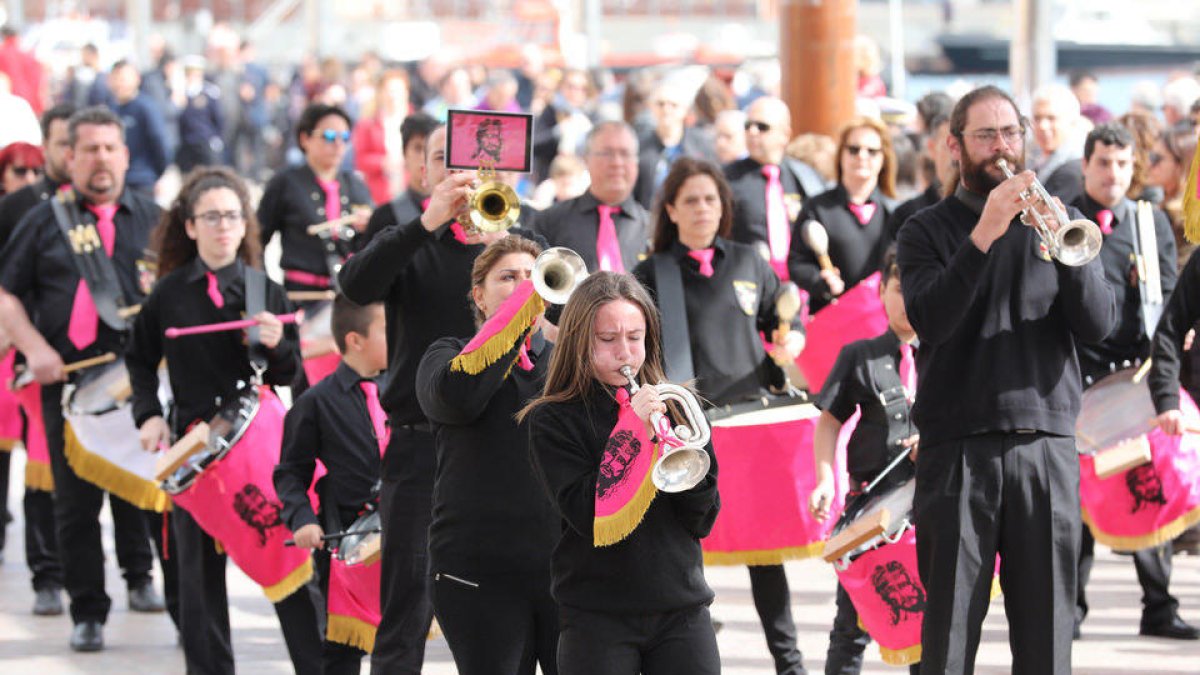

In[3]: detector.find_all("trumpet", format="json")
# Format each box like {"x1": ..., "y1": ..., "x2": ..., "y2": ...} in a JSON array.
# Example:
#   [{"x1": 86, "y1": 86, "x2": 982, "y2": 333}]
[
  {"x1": 532, "y1": 247, "x2": 588, "y2": 305},
  {"x1": 460, "y1": 163, "x2": 521, "y2": 234},
  {"x1": 996, "y1": 158, "x2": 1101, "y2": 266},
  {"x1": 619, "y1": 365, "x2": 712, "y2": 493}
]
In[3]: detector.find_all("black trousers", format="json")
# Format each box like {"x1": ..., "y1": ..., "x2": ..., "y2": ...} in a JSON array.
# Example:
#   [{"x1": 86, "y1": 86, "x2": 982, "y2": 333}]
[
  {"x1": 826, "y1": 583, "x2": 920, "y2": 675},
  {"x1": 370, "y1": 425, "x2": 436, "y2": 675},
  {"x1": 314, "y1": 547, "x2": 367, "y2": 675},
  {"x1": 174, "y1": 507, "x2": 323, "y2": 675},
  {"x1": 556, "y1": 604, "x2": 720, "y2": 675},
  {"x1": 1077, "y1": 526, "x2": 1176, "y2": 627},
  {"x1": 24, "y1": 488, "x2": 63, "y2": 590},
  {"x1": 914, "y1": 433, "x2": 1078, "y2": 675},
  {"x1": 748, "y1": 564, "x2": 806, "y2": 674},
  {"x1": 431, "y1": 569, "x2": 559, "y2": 675}
]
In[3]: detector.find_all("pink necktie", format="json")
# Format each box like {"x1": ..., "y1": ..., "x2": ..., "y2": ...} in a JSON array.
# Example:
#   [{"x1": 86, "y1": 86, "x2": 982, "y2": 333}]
[
  {"x1": 66, "y1": 204, "x2": 119, "y2": 350},
  {"x1": 899, "y1": 342, "x2": 916, "y2": 401},
  {"x1": 848, "y1": 202, "x2": 877, "y2": 226},
  {"x1": 596, "y1": 204, "x2": 625, "y2": 273},
  {"x1": 516, "y1": 334, "x2": 534, "y2": 371},
  {"x1": 762, "y1": 165, "x2": 790, "y2": 278},
  {"x1": 1096, "y1": 209, "x2": 1114, "y2": 235},
  {"x1": 205, "y1": 271, "x2": 225, "y2": 308},
  {"x1": 359, "y1": 380, "x2": 390, "y2": 456},
  {"x1": 421, "y1": 197, "x2": 431, "y2": 211},
  {"x1": 687, "y1": 248, "x2": 715, "y2": 277},
  {"x1": 317, "y1": 178, "x2": 341, "y2": 239}
]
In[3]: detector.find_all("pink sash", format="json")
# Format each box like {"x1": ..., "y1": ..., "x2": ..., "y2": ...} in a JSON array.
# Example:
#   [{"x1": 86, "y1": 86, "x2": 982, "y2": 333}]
[
  {"x1": 13, "y1": 381, "x2": 53, "y2": 490},
  {"x1": 0, "y1": 352, "x2": 20, "y2": 450},
  {"x1": 326, "y1": 556, "x2": 382, "y2": 652},
  {"x1": 593, "y1": 389, "x2": 661, "y2": 547},
  {"x1": 797, "y1": 272, "x2": 888, "y2": 392}
]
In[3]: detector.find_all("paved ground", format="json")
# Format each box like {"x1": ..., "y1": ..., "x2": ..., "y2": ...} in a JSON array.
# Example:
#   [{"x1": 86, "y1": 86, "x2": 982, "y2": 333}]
[{"x1": 0, "y1": 450, "x2": 1198, "y2": 673}]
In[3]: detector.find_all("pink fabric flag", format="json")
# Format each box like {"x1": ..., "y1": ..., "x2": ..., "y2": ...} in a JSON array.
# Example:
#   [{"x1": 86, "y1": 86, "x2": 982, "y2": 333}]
[
  {"x1": 0, "y1": 352, "x2": 22, "y2": 448},
  {"x1": 593, "y1": 387, "x2": 661, "y2": 547},
  {"x1": 835, "y1": 527, "x2": 925, "y2": 665},
  {"x1": 14, "y1": 380, "x2": 53, "y2": 490},
  {"x1": 797, "y1": 271, "x2": 889, "y2": 392},
  {"x1": 326, "y1": 556, "x2": 382, "y2": 652}
]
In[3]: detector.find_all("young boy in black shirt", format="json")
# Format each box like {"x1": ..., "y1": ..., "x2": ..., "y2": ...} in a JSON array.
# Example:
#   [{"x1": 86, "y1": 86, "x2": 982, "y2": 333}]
[
  {"x1": 275, "y1": 295, "x2": 389, "y2": 675},
  {"x1": 808, "y1": 248, "x2": 921, "y2": 675}
]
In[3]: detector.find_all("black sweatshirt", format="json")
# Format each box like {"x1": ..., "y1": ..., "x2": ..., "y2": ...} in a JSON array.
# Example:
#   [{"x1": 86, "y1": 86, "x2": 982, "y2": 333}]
[
  {"x1": 1150, "y1": 250, "x2": 1200, "y2": 413},
  {"x1": 527, "y1": 384, "x2": 720, "y2": 613},
  {"x1": 895, "y1": 187, "x2": 1117, "y2": 446},
  {"x1": 417, "y1": 330, "x2": 557, "y2": 577}
]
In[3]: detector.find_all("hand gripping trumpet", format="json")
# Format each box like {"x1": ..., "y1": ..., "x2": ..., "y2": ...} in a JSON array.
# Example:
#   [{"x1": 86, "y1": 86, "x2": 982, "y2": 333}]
[
  {"x1": 995, "y1": 158, "x2": 1102, "y2": 266},
  {"x1": 619, "y1": 365, "x2": 712, "y2": 493}
]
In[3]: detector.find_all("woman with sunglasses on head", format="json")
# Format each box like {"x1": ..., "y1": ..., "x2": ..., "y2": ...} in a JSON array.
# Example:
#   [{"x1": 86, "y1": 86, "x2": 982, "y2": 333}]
[
  {"x1": 788, "y1": 116, "x2": 898, "y2": 312},
  {"x1": 0, "y1": 141, "x2": 43, "y2": 197},
  {"x1": 1146, "y1": 121, "x2": 1199, "y2": 267}
]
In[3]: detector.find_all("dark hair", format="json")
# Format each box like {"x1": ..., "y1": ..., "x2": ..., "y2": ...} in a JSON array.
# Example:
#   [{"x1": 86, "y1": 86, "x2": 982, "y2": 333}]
[
  {"x1": 949, "y1": 86, "x2": 1022, "y2": 141},
  {"x1": 835, "y1": 116, "x2": 898, "y2": 199},
  {"x1": 1069, "y1": 70, "x2": 1097, "y2": 88},
  {"x1": 67, "y1": 106, "x2": 125, "y2": 147},
  {"x1": 40, "y1": 103, "x2": 75, "y2": 140},
  {"x1": 880, "y1": 244, "x2": 900, "y2": 288},
  {"x1": 927, "y1": 113, "x2": 950, "y2": 135},
  {"x1": 295, "y1": 103, "x2": 353, "y2": 146},
  {"x1": 1083, "y1": 122, "x2": 1135, "y2": 161},
  {"x1": 468, "y1": 234, "x2": 544, "y2": 326},
  {"x1": 153, "y1": 166, "x2": 263, "y2": 278},
  {"x1": 916, "y1": 92, "x2": 954, "y2": 133},
  {"x1": 651, "y1": 157, "x2": 733, "y2": 253},
  {"x1": 400, "y1": 112, "x2": 439, "y2": 154},
  {"x1": 331, "y1": 294, "x2": 381, "y2": 353}
]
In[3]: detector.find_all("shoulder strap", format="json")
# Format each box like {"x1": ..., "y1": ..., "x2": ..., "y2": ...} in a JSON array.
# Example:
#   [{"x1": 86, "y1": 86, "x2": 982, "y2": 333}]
[
  {"x1": 1135, "y1": 200, "x2": 1164, "y2": 338},
  {"x1": 653, "y1": 254, "x2": 695, "y2": 383},
  {"x1": 245, "y1": 266, "x2": 267, "y2": 373},
  {"x1": 49, "y1": 192, "x2": 129, "y2": 332}
]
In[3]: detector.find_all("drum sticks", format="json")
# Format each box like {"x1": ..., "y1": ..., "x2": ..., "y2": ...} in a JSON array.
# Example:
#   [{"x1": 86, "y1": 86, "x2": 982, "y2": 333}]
[{"x1": 165, "y1": 312, "x2": 301, "y2": 339}]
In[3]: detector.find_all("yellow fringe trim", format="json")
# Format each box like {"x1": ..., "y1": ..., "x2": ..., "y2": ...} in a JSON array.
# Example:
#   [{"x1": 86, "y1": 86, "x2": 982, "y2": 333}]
[
  {"x1": 24, "y1": 460, "x2": 54, "y2": 491},
  {"x1": 1183, "y1": 133, "x2": 1200, "y2": 243},
  {"x1": 428, "y1": 617, "x2": 442, "y2": 641},
  {"x1": 449, "y1": 293, "x2": 543, "y2": 375},
  {"x1": 594, "y1": 443, "x2": 661, "y2": 547},
  {"x1": 327, "y1": 613, "x2": 377, "y2": 653},
  {"x1": 1082, "y1": 505, "x2": 1200, "y2": 553},
  {"x1": 63, "y1": 422, "x2": 170, "y2": 512},
  {"x1": 879, "y1": 642, "x2": 922, "y2": 666},
  {"x1": 0, "y1": 438, "x2": 15, "y2": 451},
  {"x1": 263, "y1": 556, "x2": 314, "y2": 603},
  {"x1": 991, "y1": 575, "x2": 1002, "y2": 600},
  {"x1": 703, "y1": 541, "x2": 826, "y2": 566}
]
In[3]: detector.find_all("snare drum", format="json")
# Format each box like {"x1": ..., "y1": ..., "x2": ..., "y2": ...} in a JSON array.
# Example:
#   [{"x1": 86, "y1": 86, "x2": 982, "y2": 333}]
[
  {"x1": 299, "y1": 301, "x2": 339, "y2": 385},
  {"x1": 61, "y1": 358, "x2": 170, "y2": 512},
  {"x1": 327, "y1": 548, "x2": 383, "y2": 652},
  {"x1": 336, "y1": 510, "x2": 381, "y2": 567},
  {"x1": 162, "y1": 385, "x2": 314, "y2": 601},
  {"x1": 701, "y1": 396, "x2": 851, "y2": 565}
]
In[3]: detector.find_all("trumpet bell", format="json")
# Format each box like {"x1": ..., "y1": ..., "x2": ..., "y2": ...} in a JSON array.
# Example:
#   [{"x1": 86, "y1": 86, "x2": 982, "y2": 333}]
[
  {"x1": 532, "y1": 247, "x2": 588, "y2": 305},
  {"x1": 469, "y1": 180, "x2": 521, "y2": 233},
  {"x1": 652, "y1": 446, "x2": 712, "y2": 493},
  {"x1": 1055, "y1": 219, "x2": 1103, "y2": 267}
]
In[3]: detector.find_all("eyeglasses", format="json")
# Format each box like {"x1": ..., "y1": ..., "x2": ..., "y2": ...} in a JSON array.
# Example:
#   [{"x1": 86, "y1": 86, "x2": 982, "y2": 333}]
[
  {"x1": 319, "y1": 129, "x2": 352, "y2": 144},
  {"x1": 845, "y1": 144, "x2": 883, "y2": 157},
  {"x1": 590, "y1": 149, "x2": 637, "y2": 162},
  {"x1": 962, "y1": 126, "x2": 1025, "y2": 144},
  {"x1": 9, "y1": 166, "x2": 42, "y2": 177},
  {"x1": 744, "y1": 120, "x2": 771, "y2": 133},
  {"x1": 193, "y1": 210, "x2": 246, "y2": 228}
]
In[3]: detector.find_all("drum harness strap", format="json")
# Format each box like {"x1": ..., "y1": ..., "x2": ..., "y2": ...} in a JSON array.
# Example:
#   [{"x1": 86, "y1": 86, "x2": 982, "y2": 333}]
[
  {"x1": 245, "y1": 266, "x2": 269, "y2": 381},
  {"x1": 654, "y1": 253, "x2": 696, "y2": 383},
  {"x1": 863, "y1": 350, "x2": 916, "y2": 494},
  {"x1": 49, "y1": 189, "x2": 132, "y2": 334},
  {"x1": 1133, "y1": 200, "x2": 1164, "y2": 339}
]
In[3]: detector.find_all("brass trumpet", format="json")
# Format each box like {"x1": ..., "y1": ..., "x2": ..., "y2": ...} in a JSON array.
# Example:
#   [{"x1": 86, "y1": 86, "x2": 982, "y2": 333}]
[
  {"x1": 996, "y1": 158, "x2": 1102, "y2": 266},
  {"x1": 532, "y1": 247, "x2": 588, "y2": 305},
  {"x1": 619, "y1": 365, "x2": 712, "y2": 493},
  {"x1": 461, "y1": 163, "x2": 521, "y2": 234}
]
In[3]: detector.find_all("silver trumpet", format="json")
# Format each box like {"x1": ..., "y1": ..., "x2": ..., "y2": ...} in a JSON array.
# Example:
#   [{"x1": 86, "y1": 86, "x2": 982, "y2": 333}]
[
  {"x1": 619, "y1": 365, "x2": 712, "y2": 493},
  {"x1": 532, "y1": 247, "x2": 589, "y2": 305},
  {"x1": 996, "y1": 158, "x2": 1102, "y2": 266}
]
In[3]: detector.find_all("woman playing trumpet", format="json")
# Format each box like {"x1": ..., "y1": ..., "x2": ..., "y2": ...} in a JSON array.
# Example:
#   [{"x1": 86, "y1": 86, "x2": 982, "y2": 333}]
[{"x1": 521, "y1": 272, "x2": 721, "y2": 675}]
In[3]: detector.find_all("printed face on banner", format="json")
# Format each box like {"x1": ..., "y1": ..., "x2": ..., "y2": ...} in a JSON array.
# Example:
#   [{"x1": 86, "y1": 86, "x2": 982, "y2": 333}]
[
  {"x1": 233, "y1": 483, "x2": 286, "y2": 546},
  {"x1": 598, "y1": 429, "x2": 640, "y2": 499},
  {"x1": 1126, "y1": 463, "x2": 1166, "y2": 514},
  {"x1": 871, "y1": 560, "x2": 926, "y2": 626},
  {"x1": 446, "y1": 109, "x2": 533, "y2": 172}
]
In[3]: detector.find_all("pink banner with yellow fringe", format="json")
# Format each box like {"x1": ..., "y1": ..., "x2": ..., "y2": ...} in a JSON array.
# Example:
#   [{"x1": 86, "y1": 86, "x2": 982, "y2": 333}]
[
  {"x1": 0, "y1": 352, "x2": 21, "y2": 450},
  {"x1": 13, "y1": 381, "x2": 53, "y2": 491},
  {"x1": 326, "y1": 556, "x2": 382, "y2": 652},
  {"x1": 796, "y1": 272, "x2": 889, "y2": 393},
  {"x1": 593, "y1": 387, "x2": 660, "y2": 547}
]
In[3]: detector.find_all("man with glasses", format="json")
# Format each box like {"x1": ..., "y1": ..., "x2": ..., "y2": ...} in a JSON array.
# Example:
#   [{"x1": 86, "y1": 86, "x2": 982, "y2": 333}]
[
  {"x1": 632, "y1": 78, "x2": 717, "y2": 209},
  {"x1": 725, "y1": 96, "x2": 827, "y2": 280},
  {"x1": 896, "y1": 86, "x2": 1117, "y2": 674},
  {"x1": 531, "y1": 120, "x2": 649, "y2": 272},
  {"x1": 0, "y1": 106, "x2": 181, "y2": 652}
]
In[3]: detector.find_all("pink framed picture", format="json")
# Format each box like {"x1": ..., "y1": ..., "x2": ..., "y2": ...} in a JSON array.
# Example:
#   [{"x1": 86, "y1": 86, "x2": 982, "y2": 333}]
[{"x1": 445, "y1": 109, "x2": 534, "y2": 172}]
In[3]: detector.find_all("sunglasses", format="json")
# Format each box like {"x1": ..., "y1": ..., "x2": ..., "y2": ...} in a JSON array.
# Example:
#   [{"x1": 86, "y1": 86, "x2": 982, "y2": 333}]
[
  {"x1": 744, "y1": 120, "x2": 771, "y2": 133},
  {"x1": 319, "y1": 129, "x2": 352, "y2": 144},
  {"x1": 10, "y1": 166, "x2": 41, "y2": 177},
  {"x1": 845, "y1": 144, "x2": 883, "y2": 157}
]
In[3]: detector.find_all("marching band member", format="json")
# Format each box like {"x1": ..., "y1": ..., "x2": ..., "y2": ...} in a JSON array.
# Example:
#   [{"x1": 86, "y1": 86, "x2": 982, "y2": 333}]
[
  {"x1": 0, "y1": 106, "x2": 175, "y2": 652},
  {"x1": 808, "y1": 248, "x2": 920, "y2": 674},
  {"x1": 416, "y1": 235, "x2": 559, "y2": 674},
  {"x1": 127, "y1": 166, "x2": 322, "y2": 674},
  {"x1": 896, "y1": 85, "x2": 1117, "y2": 674},
  {"x1": 1069, "y1": 122, "x2": 1196, "y2": 641},
  {"x1": 522, "y1": 272, "x2": 721, "y2": 675},
  {"x1": 789, "y1": 116, "x2": 897, "y2": 312},
  {"x1": 274, "y1": 295, "x2": 390, "y2": 674},
  {"x1": 630, "y1": 158, "x2": 805, "y2": 675},
  {"x1": 358, "y1": 112, "x2": 440, "y2": 249}
]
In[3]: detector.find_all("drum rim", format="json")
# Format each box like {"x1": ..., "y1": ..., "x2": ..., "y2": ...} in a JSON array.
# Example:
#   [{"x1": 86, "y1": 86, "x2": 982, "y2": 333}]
[
  {"x1": 705, "y1": 393, "x2": 812, "y2": 423},
  {"x1": 160, "y1": 386, "x2": 262, "y2": 496}
]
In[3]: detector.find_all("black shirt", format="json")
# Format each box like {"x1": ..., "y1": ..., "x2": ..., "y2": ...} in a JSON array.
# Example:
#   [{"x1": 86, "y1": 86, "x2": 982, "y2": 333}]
[
  {"x1": 886, "y1": 183, "x2": 940, "y2": 242},
  {"x1": 725, "y1": 156, "x2": 809, "y2": 255},
  {"x1": 632, "y1": 238, "x2": 795, "y2": 406},
  {"x1": 816, "y1": 330, "x2": 916, "y2": 485},
  {"x1": 527, "y1": 384, "x2": 720, "y2": 613},
  {"x1": 1043, "y1": 161, "x2": 1084, "y2": 205},
  {"x1": 1071, "y1": 195, "x2": 1176, "y2": 385},
  {"x1": 126, "y1": 257, "x2": 299, "y2": 432},
  {"x1": 895, "y1": 186, "x2": 1118, "y2": 446},
  {"x1": 0, "y1": 189, "x2": 160, "y2": 362},
  {"x1": 356, "y1": 188, "x2": 425, "y2": 252},
  {"x1": 0, "y1": 176, "x2": 61, "y2": 250},
  {"x1": 1150, "y1": 250, "x2": 1200, "y2": 414},
  {"x1": 417, "y1": 330, "x2": 557, "y2": 577},
  {"x1": 274, "y1": 361, "x2": 384, "y2": 532},
  {"x1": 788, "y1": 184, "x2": 893, "y2": 312},
  {"x1": 530, "y1": 191, "x2": 649, "y2": 273},
  {"x1": 257, "y1": 164, "x2": 374, "y2": 283}
]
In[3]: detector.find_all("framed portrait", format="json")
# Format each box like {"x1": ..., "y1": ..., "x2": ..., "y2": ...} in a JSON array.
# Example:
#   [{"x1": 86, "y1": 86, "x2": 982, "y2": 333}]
[{"x1": 445, "y1": 109, "x2": 534, "y2": 173}]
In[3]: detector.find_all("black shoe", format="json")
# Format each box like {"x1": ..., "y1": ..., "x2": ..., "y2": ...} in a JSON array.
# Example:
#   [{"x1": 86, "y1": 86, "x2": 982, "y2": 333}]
[
  {"x1": 32, "y1": 587, "x2": 63, "y2": 616},
  {"x1": 70, "y1": 621, "x2": 104, "y2": 652},
  {"x1": 128, "y1": 581, "x2": 165, "y2": 613},
  {"x1": 1140, "y1": 615, "x2": 1200, "y2": 640}
]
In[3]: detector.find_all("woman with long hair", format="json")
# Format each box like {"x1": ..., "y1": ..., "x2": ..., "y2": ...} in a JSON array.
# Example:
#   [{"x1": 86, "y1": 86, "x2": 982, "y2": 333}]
[
  {"x1": 788, "y1": 115, "x2": 898, "y2": 312},
  {"x1": 521, "y1": 272, "x2": 721, "y2": 674}
]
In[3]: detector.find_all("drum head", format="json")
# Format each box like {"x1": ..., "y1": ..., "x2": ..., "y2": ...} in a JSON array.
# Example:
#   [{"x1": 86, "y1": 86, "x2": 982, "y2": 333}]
[
  {"x1": 337, "y1": 511, "x2": 381, "y2": 565},
  {"x1": 829, "y1": 478, "x2": 916, "y2": 561},
  {"x1": 707, "y1": 395, "x2": 816, "y2": 427},
  {"x1": 208, "y1": 386, "x2": 261, "y2": 452},
  {"x1": 66, "y1": 360, "x2": 128, "y2": 415},
  {"x1": 1077, "y1": 368, "x2": 1156, "y2": 455}
]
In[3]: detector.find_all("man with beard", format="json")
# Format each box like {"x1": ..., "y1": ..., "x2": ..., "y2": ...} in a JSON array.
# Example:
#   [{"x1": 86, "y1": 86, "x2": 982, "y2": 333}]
[
  {"x1": 896, "y1": 86, "x2": 1117, "y2": 674},
  {"x1": 0, "y1": 106, "x2": 177, "y2": 652}
]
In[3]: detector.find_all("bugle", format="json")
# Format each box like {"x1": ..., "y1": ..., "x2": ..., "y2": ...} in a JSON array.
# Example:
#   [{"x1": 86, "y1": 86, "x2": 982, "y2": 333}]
[
  {"x1": 619, "y1": 365, "x2": 711, "y2": 493},
  {"x1": 996, "y1": 158, "x2": 1101, "y2": 266}
]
